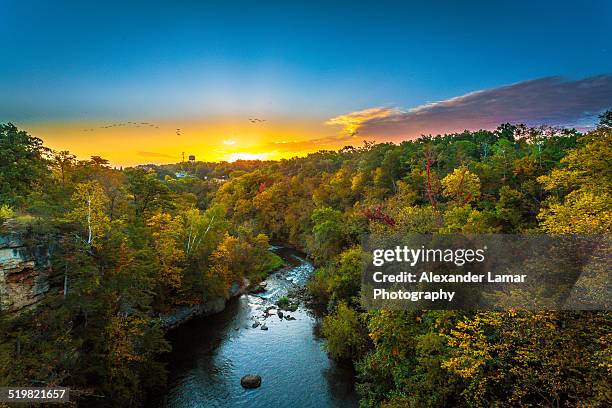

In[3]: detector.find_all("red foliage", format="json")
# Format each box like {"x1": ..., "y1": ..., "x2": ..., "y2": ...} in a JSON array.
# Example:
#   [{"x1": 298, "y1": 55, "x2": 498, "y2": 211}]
[{"x1": 363, "y1": 205, "x2": 396, "y2": 227}]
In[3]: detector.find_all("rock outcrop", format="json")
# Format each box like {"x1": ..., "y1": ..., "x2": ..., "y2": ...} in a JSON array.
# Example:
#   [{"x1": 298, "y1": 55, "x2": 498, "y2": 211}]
[
  {"x1": 158, "y1": 278, "x2": 250, "y2": 330},
  {"x1": 0, "y1": 231, "x2": 51, "y2": 313}
]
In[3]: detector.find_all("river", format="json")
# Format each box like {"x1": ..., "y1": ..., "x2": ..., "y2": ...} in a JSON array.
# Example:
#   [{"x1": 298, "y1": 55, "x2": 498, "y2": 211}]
[{"x1": 148, "y1": 247, "x2": 358, "y2": 408}]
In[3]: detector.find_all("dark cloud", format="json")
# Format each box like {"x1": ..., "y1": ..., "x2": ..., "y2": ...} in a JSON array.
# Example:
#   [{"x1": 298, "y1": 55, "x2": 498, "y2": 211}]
[{"x1": 328, "y1": 75, "x2": 612, "y2": 139}]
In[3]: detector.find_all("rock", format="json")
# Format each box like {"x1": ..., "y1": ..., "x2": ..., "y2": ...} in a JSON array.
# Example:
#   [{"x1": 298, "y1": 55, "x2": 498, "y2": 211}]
[
  {"x1": 229, "y1": 282, "x2": 241, "y2": 297},
  {"x1": 250, "y1": 281, "x2": 267, "y2": 294},
  {"x1": 159, "y1": 297, "x2": 226, "y2": 330},
  {"x1": 278, "y1": 310, "x2": 283, "y2": 319},
  {"x1": 260, "y1": 324, "x2": 268, "y2": 330},
  {"x1": 252, "y1": 321, "x2": 260, "y2": 328},
  {"x1": 240, "y1": 374, "x2": 262, "y2": 389},
  {"x1": 285, "y1": 315, "x2": 296, "y2": 321},
  {"x1": 0, "y1": 230, "x2": 51, "y2": 313},
  {"x1": 159, "y1": 278, "x2": 247, "y2": 331}
]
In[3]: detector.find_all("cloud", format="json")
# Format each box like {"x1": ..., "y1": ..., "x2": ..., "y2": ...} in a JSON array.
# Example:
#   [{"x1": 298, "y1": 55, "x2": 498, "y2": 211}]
[
  {"x1": 326, "y1": 107, "x2": 403, "y2": 136},
  {"x1": 257, "y1": 133, "x2": 364, "y2": 153},
  {"x1": 327, "y1": 75, "x2": 612, "y2": 139}
]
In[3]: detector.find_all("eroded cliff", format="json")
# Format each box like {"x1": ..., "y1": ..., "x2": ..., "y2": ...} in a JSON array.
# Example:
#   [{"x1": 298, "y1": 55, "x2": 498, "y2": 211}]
[{"x1": 0, "y1": 229, "x2": 51, "y2": 312}]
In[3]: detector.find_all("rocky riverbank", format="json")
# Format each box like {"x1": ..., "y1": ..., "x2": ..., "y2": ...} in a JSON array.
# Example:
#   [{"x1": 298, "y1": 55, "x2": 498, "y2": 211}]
[
  {"x1": 158, "y1": 278, "x2": 250, "y2": 330},
  {"x1": 147, "y1": 246, "x2": 359, "y2": 408}
]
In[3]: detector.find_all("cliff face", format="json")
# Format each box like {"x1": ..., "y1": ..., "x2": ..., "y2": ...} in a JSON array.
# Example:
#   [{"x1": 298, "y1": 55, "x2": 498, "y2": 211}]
[{"x1": 0, "y1": 232, "x2": 51, "y2": 313}]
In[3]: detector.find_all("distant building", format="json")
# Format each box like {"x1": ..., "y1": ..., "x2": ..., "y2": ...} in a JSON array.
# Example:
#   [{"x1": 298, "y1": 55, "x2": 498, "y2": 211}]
[{"x1": 188, "y1": 155, "x2": 196, "y2": 162}]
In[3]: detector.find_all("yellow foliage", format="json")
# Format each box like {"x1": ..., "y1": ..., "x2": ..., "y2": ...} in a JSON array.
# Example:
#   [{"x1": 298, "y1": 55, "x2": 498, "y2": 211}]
[
  {"x1": 441, "y1": 166, "x2": 481, "y2": 205},
  {"x1": 147, "y1": 212, "x2": 185, "y2": 290}
]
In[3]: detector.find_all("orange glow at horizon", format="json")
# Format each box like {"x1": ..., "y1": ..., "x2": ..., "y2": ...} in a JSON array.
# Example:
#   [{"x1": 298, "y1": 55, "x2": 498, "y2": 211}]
[{"x1": 18, "y1": 117, "x2": 354, "y2": 167}]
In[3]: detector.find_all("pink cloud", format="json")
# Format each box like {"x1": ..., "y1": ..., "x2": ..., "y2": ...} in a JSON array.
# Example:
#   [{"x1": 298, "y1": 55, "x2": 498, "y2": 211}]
[{"x1": 328, "y1": 75, "x2": 612, "y2": 140}]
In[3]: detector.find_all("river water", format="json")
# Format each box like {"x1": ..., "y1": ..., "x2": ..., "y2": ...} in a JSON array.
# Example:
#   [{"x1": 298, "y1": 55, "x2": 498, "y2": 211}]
[{"x1": 149, "y1": 247, "x2": 358, "y2": 408}]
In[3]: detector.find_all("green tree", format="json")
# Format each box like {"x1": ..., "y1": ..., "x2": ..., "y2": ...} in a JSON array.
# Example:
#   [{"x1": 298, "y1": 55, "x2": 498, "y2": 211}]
[
  {"x1": 0, "y1": 123, "x2": 49, "y2": 205},
  {"x1": 310, "y1": 206, "x2": 344, "y2": 263},
  {"x1": 321, "y1": 302, "x2": 369, "y2": 360},
  {"x1": 125, "y1": 168, "x2": 171, "y2": 217}
]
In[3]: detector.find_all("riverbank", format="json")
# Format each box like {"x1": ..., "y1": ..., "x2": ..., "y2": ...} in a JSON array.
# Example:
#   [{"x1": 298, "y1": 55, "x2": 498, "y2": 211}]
[
  {"x1": 158, "y1": 278, "x2": 249, "y2": 331},
  {"x1": 158, "y1": 251, "x2": 285, "y2": 331},
  {"x1": 147, "y1": 247, "x2": 358, "y2": 408}
]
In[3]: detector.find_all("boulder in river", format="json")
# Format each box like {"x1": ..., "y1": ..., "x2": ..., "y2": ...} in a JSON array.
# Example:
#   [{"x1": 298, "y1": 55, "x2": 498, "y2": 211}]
[
  {"x1": 260, "y1": 324, "x2": 268, "y2": 330},
  {"x1": 240, "y1": 374, "x2": 262, "y2": 389},
  {"x1": 252, "y1": 321, "x2": 260, "y2": 328},
  {"x1": 278, "y1": 310, "x2": 284, "y2": 319}
]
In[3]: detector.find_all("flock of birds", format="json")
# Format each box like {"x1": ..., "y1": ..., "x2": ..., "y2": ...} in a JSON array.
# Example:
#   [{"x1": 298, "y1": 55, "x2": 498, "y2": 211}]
[
  {"x1": 83, "y1": 118, "x2": 266, "y2": 133},
  {"x1": 82, "y1": 121, "x2": 159, "y2": 132}
]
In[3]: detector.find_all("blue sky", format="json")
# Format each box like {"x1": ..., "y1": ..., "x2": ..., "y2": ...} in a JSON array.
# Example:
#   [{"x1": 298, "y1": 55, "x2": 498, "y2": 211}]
[{"x1": 0, "y1": 0, "x2": 611, "y2": 163}]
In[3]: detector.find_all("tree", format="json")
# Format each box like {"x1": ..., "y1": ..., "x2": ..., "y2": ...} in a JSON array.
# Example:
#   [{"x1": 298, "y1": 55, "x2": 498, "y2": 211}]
[
  {"x1": 180, "y1": 205, "x2": 228, "y2": 260},
  {"x1": 538, "y1": 126, "x2": 611, "y2": 234},
  {"x1": 441, "y1": 166, "x2": 481, "y2": 205},
  {"x1": 125, "y1": 168, "x2": 171, "y2": 217},
  {"x1": 321, "y1": 302, "x2": 369, "y2": 360},
  {"x1": 597, "y1": 109, "x2": 612, "y2": 130},
  {"x1": 0, "y1": 123, "x2": 49, "y2": 205},
  {"x1": 52, "y1": 150, "x2": 76, "y2": 186},
  {"x1": 494, "y1": 186, "x2": 533, "y2": 231},
  {"x1": 146, "y1": 212, "x2": 185, "y2": 292},
  {"x1": 310, "y1": 206, "x2": 344, "y2": 263},
  {"x1": 68, "y1": 181, "x2": 110, "y2": 246},
  {"x1": 443, "y1": 311, "x2": 611, "y2": 406}
]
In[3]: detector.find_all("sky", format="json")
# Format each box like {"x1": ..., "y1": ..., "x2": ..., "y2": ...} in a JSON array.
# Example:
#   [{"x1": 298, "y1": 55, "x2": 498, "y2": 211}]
[{"x1": 1, "y1": 0, "x2": 611, "y2": 166}]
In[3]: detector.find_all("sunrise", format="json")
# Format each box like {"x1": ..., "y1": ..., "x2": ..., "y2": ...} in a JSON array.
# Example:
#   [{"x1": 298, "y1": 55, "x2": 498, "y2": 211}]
[{"x1": 1, "y1": 1, "x2": 611, "y2": 408}]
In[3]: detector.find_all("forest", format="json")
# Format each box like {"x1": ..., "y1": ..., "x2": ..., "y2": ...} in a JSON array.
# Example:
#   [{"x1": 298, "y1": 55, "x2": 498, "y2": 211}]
[{"x1": 0, "y1": 111, "x2": 610, "y2": 407}]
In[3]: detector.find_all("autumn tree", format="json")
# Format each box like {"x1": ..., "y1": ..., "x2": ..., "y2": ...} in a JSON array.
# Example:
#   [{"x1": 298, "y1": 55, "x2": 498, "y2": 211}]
[
  {"x1": 147, "y1": 212, "x2": 185, "y2": 292},
  {"x1": 68, "y1": 181, "x2": 111, "y2": 246},
  {"x1": 441, "y1": 166, "x2": 481, "y2": 205},
  {"x1": 538, "y1": 124, "x2": 611, "y2": 234}
]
